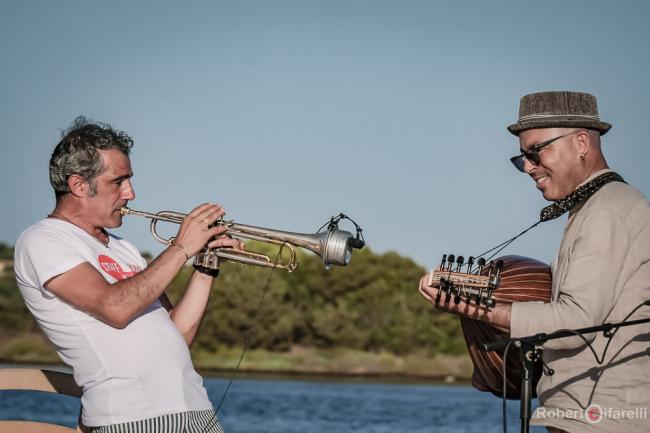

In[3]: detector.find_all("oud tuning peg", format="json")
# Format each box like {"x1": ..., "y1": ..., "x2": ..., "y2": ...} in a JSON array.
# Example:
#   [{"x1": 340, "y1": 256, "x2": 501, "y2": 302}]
[
  {"x1": 489, "y1": 259, "x2": 505, "y2": 289},
  {"x1": 467, "y1": 256, "x2": 475, "y2": 273},
  {"x1": 456, "y1": 256, "x2": 464, "y2": 271},
  {"x1": 453, "y1": 289, "x2": 462, "y2": 304},
  {"x1": 473, "y1": 257, "x2": 488, "y2": 306},
  {"x1": 435, "y1": 276, "x2": 448, "y2": 305},
  {"x1": 453, "y1": 259, "x2": 464, "y2": 303},
  {"x1": 486, "y1": 261, "x2": 496, "y2": 280},
  {"x1": 446, "y1": 254, "x2": 455, "y2": 271},
  {"x1": 444, "y1": 283, "x2": 452, "y2": 304},
  {"x1": 494, "y1": 259, "x2": 504, "y2": 275},
  {"x1": 443, "y1": 279, "x2": 453, "y2": 294}
]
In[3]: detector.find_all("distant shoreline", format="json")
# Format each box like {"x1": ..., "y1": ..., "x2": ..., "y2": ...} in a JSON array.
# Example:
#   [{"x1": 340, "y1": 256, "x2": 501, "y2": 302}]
[
  {"x1": 197, "y1": 366, "x2": 472, "y2": 385},
  {"x1": 1, "y1": 354, "x2": 474, "y2": 386}
]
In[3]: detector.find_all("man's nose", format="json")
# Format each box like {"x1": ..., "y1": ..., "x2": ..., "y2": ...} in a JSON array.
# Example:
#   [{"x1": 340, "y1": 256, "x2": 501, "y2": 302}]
[
  {"x1": 523, "y1": 157, "x2": 536, "y2": 174},
  {"x1": 122, "y1": 180, "x2": 136, "y2": 200}
]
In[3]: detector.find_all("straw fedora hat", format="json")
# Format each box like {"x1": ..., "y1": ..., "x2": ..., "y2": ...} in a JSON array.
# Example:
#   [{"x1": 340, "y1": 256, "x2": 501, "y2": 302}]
[{"x1": 507, "y1": 91, "x2": 611, "y2": 136}]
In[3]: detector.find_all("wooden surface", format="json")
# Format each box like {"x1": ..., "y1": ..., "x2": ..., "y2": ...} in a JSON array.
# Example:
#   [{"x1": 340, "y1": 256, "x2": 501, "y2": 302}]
[{"x1": 0, "y1": 368, "x2": 84, "y2": 433}]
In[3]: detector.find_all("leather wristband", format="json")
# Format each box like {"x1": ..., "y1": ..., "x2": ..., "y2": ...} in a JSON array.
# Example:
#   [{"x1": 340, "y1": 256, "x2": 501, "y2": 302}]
[{"x1": 193, "y1": 264, "x2": 220, "y2": 278}]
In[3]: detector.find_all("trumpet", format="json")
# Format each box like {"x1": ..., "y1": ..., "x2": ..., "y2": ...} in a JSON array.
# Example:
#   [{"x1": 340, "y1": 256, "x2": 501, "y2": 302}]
[{"x1": 120, "y1": 207, "x2": 364, "y2": 272}]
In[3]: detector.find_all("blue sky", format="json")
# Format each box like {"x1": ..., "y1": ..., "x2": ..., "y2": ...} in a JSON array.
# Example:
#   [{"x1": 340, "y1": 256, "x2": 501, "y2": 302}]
[{"x1": 2, "y1": 1, "x2": 649, "y2": 269}]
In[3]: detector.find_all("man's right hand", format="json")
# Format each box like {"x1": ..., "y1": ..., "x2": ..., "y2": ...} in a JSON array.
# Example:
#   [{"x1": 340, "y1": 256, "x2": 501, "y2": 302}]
[{"x1": 172, "y1": 203, "x2": 240, "y2": 257}]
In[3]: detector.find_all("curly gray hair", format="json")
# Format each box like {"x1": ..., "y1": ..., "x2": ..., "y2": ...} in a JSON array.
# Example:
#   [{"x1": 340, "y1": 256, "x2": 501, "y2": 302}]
[{"x1": 49, "y1": 116, "x2": 134, "y2": 198}]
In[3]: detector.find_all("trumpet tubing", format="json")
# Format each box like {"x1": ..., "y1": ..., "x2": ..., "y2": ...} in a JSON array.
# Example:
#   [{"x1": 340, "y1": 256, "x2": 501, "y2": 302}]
[{"x1": 120, "y1": 206, "x2": 360, "y2": 272}]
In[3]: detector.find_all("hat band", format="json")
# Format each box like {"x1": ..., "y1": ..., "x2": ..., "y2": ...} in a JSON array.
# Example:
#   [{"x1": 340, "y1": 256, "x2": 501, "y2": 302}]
[{"x1": 517, "y1": 113, "x2": 601, "y2": 122}]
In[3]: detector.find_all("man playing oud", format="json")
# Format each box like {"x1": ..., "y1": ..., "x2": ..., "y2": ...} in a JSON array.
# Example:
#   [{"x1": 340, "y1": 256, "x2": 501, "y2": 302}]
[{"x1": 419, "y1": 91, "x2": 650, "y2": 432}]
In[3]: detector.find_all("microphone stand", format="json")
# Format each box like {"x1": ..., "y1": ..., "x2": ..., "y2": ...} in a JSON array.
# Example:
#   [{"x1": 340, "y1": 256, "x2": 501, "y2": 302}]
[{"x1": 482, "y1": 315, "x2": 650, "y2": 433}]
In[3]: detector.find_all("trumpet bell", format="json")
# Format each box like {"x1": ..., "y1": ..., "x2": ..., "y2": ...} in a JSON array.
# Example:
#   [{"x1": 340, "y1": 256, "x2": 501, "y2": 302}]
[
  {"x1": 225, "y1": 223, "x2": 356, "y2": 270},
  {"x1": 320, "y1": 230, "x2": 354, "y2": 266}
]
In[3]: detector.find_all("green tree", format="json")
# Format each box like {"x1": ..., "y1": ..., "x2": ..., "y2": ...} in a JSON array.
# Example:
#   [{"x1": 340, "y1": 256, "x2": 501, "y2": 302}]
[
  {"x1": 0, "y1": 242, "x2": 14, "y2": 259},
  {"x1": 1, "y1": 242, "x2": 468, "y2": 362}
]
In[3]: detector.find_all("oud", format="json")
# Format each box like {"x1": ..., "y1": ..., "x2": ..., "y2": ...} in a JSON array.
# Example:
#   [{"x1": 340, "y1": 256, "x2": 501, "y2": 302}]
[{"x1": 426, "y1": 255, "x2": 551, "y2": 398}]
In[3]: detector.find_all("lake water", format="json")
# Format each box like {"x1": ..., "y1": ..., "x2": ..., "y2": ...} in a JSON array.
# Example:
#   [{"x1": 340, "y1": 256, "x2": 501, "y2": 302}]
[{"x1": 1, "y1": 375, "x2": 547, "y2": 433}]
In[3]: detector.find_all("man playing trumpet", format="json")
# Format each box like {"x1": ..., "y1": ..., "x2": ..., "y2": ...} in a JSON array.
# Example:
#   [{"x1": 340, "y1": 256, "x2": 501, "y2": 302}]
[{"x1": 14, "y1": 117, "x2": 242, "y2": 432}]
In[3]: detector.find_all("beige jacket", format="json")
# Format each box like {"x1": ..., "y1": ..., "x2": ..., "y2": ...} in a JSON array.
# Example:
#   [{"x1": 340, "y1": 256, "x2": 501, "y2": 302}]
[{"x1": 510, "y1": 170, "x2": 650, "y2": 432}]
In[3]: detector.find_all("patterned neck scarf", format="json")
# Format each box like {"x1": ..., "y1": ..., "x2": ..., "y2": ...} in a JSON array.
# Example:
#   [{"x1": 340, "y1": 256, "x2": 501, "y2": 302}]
[{"x1": 539, "y1": 171, "x2": 626, "y2": 222}]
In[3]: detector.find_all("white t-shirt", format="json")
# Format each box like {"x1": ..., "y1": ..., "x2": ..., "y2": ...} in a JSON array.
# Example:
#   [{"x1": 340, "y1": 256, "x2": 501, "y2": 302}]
[{"x1": 14, "y1": 219, "x2": 213, "y2": 426}]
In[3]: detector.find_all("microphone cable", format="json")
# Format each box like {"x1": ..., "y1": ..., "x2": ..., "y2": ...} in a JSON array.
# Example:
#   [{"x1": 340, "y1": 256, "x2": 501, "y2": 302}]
[
  {"x1": 200, "y1": 245, "x2": 285, "y2": 432},
  {"x1": 205, "y1": 214, "x2": 358, "y2": 431}
]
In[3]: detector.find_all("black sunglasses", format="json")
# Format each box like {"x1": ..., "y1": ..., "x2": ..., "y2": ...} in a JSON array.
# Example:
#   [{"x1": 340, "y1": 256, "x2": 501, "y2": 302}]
[{"x1": 510, "y1": 132, "x2": 577, "y2": 172}]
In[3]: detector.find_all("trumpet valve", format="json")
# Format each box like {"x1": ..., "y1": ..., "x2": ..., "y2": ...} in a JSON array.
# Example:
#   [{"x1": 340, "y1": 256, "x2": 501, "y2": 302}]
[{"x1": 194, "y1": 247, "x2": 222, "y2": 270}]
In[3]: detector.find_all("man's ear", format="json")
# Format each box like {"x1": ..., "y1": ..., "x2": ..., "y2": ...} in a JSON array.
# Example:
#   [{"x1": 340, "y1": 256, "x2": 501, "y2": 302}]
[
  {"x1": 67, "y1": 174, "x2": 89, "y2": 198},
  {"x1": 575, "y1": 130, "x2": 591, "y2": 157}
]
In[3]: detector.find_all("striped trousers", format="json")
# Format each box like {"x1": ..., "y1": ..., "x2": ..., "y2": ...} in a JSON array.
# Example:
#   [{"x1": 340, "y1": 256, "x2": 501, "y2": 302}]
[{"x1": 88, "y1": 409, "x2": 225, "y2": 433}]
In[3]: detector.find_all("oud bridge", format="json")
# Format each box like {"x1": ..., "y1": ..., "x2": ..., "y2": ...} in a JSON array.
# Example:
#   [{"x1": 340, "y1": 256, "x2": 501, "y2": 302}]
[{"x1": 427, "y1": 254, "x2": 504, "y2": 308}]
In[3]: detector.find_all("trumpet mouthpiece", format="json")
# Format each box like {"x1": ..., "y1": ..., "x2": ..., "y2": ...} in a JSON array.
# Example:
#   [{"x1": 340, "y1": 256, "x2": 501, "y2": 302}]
[{"x1": 120, "y1": 207, "x2": 131, "y2": 216}]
